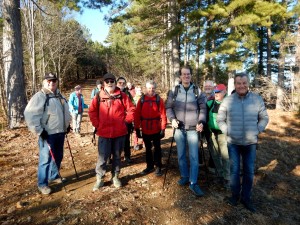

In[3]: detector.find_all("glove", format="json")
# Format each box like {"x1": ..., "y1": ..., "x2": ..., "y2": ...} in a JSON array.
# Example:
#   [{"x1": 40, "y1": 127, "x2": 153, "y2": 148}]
[
  {"x1": 66, "y1": 125, "x2": 72, "y2": 134},
  {"x1": 126, "y1": 123, "x2": 134, "y2": 134},
  {"x1": 160, "y1": 130, "x2": 165, "y2": 139},
  {"x1": 171, "y1": 119, "x2": 179, "y2": 129},
  {"x1": 40, "y1": 129, "x2": 48, "y2": 140},
  {"x1": 135, "y1": 129, "x2": 142, "y2": 138}
]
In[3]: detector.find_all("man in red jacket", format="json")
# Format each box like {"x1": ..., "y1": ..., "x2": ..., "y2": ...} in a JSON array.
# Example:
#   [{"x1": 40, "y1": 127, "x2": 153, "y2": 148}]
[
  {"x1": 134, "y1": 80, "x2": 167, "y2": 176},
  {"x1": 88, "y1": 73, "x2": 135, "y2": 191}
]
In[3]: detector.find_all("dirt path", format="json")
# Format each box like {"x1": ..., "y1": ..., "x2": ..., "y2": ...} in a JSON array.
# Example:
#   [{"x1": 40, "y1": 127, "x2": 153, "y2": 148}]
[{"x1": 0, "y1": 79, "x2": 299, "y2": 225}]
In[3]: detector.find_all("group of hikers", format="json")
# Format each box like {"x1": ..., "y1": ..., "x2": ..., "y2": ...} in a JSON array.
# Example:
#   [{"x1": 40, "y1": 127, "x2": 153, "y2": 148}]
[{"x1": 24, "y1": 65, "x2": 269, "y2": 213}]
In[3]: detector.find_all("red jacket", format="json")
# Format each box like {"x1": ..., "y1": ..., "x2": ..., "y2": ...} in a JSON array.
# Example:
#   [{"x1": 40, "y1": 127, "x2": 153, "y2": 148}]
[
  {"x1": 88, "y1": 89, "x2": 135, "y2": 138},
  {"x1": 134, "y1": 94, "x2": 167, "y2": 135}
]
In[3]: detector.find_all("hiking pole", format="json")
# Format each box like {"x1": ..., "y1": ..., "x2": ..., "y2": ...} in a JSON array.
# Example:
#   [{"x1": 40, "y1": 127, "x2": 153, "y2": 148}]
[
  {"x1": 46, "y1": 142, "x2": 67, "y2": 192},
  {"x1": 65, "y1": 135, "x2": 79, "y2": 179},
  {"x1": 163, "y1": 128, "x2": 176, "y2": 189}
]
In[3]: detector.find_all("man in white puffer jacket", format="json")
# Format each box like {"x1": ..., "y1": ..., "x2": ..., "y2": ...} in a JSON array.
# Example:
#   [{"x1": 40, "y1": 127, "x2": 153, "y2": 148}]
[
  {"x1": 24, "y1": 73, "x2": 71, "y2": 195},
  {"x1": 217, "y1": 72, "x2": 269, "y2": 213}
]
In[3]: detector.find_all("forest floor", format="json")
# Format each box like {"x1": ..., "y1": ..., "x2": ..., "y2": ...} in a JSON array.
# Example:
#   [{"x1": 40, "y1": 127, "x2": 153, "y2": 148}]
[{"x1": 0, "y1": 79, "x2": 300, "y2": 225}]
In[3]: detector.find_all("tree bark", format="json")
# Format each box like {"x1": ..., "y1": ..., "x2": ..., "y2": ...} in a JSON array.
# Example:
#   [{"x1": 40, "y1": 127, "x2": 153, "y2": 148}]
[{"x1": 3, "y1": 0, "x2": 27, "y2": 128}]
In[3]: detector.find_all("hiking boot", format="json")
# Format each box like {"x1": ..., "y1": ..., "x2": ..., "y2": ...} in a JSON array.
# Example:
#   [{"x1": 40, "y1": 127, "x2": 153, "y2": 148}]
[
  {"x1": 141, "y1": 167, "x2": 155, "y2": 175},
  {"x1": 241, "y1": 199, "x2": 256, "y2": 213},
  {"x1": 155, "y1": 167, "x2": 162, "y2": 177},
  {"x1": 93, "y1": 175, "x2": 104, "y2": 191},
  {"x1": 189, "y1": 184, "x2": 204, "y2": 197},
  {"x1": 177, "y1": 177, "x2": 189, "y2": 186},
  {"x1": 49, "y1": 177, "x2": 67, "y2": 184},
  {"x1": 112, "y1": 173, "x2": 122, "y2": 188},
  {"x1": 224, "y1": 196, "x2": 238, "y2": 206},
  {"x1": 38, "y1": 186, "x2": 51, "y2": 195}
]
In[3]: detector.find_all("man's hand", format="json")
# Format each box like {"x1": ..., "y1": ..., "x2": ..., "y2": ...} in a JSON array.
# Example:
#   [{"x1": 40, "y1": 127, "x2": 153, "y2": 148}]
[
  {"x1": 196, "y1": 123, "x2": 204, "y2": 132},
  {"x1": 171, "y1": 119, "x2": 179, "y2": 129},
  {"x1": 135, "y1": 129, "x2": 142, "y2": 138},
  {"x1": 160, "y1": 130, "x2": 165, "y2": 139},
  {"x1": 40, "y1": 129, "x2": 48, "y2": 140}
]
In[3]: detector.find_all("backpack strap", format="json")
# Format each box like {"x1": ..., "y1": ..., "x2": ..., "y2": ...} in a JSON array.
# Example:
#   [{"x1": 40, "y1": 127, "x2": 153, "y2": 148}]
[{"x1": 140, "y1": 94, "x2": 160, "y2": 112}]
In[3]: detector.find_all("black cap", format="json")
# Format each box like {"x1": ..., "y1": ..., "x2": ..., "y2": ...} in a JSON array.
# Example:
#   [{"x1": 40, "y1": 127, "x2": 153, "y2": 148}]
[
  {"x1": 103, "y1": 73, "x2": 116, "y2": 81},
  {"x1": 44, "y1": 72, "x2": 57, "y2": 81}
]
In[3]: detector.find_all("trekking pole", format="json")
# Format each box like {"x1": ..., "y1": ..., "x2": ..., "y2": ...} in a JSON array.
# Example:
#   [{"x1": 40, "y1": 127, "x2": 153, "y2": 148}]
[
  {"x1": 163, "y1": 128, "x2": 176, "y2": 189},
  {"x1": 46, "y1": 142, "x2": 67, "y2": 192},
  {"x1": 65, "y1": 135, "x2": 79, "y2": 179}
]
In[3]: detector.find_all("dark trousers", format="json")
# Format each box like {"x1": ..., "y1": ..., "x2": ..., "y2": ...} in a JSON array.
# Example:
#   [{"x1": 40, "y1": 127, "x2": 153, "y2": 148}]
[
  {"x1": 123, "y1": 123, "x2": 133, "y2": 159},
  {"x1": 142, "y1": 132, "x2": 162, "y2": 169}
]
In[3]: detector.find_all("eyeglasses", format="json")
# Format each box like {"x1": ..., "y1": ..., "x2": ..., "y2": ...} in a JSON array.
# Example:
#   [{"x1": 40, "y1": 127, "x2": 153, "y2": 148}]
[
  {"x1": 105, "y1": 79, "x2": 115, "y2": 84},
  {"x1": 47, "y1": 79, "x2": 57, "y2": 83}
]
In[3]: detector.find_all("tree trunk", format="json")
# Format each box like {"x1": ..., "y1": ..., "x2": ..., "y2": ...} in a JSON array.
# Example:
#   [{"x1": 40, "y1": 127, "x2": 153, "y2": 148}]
[
  {"x1": 3, "y1": 0, "x2": 27, "y2": 128},
  {"x1": 266, "y1": 27, "x2": 272, "y2": 78}
]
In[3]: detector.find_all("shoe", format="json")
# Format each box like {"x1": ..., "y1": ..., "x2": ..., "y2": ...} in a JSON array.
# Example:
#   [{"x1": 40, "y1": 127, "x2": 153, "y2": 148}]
[
  {"x1": 124, "y1": 157, "x2": 132, "y2": 164},
  {"x1": 93, "y1": 175, "x2": 104, "y2": 191},
  {"x1": 224, "y1": 196, "x2": 238, "y2": 206},
  {"x1": 155, "y1": 167, "x2": 162, "y2": 176},
  {"x1": 189, "y1": 184, "x2": 204, "y2": 197},
  {"x1": 134, "y1": 145, "x2": 140, "y2": 151},
  {"x1": 49, "y1": 177, "x2": 67, "y2": 184},
  {"x1": 112, "y1": 173, "x2": 122, "y2": 188},
  {"x1": 177, "y1": 177, "x2": 189, "y2": 186},
  {"x1": 38, "y1": 186, "x2": 51, "y2": 195},
  {"x1": 107, "y1": 158, "x2": 112, "y2": 165},
  {"x1": 141, "y1": 167, "x2": 155, "y2": 175},
  {"x1": 240, "y1": 199, "x2": 256, "y2": 213}
]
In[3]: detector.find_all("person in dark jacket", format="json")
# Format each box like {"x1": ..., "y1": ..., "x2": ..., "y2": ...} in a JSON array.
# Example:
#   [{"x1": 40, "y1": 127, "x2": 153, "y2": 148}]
[
  {"x1": 166, "y1": 65, "x2": 207, "y2": 197},
  {"x1": 89, "y1": 73, "x2": 135, "y2": 190},
  {"x1": 134, "y1": 80, "x2": 167, "y2": 176},
  {"x1": 117, "y1": 76, "x2": 135, "y2": 164},
  {"x1": 217, "y1": 73, "x2": 269, "y2": 212}
]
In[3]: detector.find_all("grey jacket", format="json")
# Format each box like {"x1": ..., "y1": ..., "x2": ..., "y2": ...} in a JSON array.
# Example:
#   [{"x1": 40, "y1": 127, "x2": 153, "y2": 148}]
[
  {"x1": 24, "y1": 88, "x2": 71, "y2": 135},
  {"x1": 217, "y1": 91, "x2": 269, "y2": 145},
  {"x1": 166, "y1": 83, "x2": 207, "y2": 130}
]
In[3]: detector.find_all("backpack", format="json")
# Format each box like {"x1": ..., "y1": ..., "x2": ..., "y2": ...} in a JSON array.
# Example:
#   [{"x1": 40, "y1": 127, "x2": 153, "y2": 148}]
[
  {"x1": 140, "y1": 93, "x2": 161, "y2": 112},
  {"x1": 172, "y1": 83, "x2": 200, "y2": 102},
  {"x1": 42, "y1": 91, "x2": 66, "y2": 112},
  {"x1": 96, "y1": 90, "x2": 125, "y2": 110}
]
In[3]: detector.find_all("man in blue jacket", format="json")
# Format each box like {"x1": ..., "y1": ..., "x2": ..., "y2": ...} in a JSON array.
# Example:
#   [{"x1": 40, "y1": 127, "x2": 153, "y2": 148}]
[
  {"x1": 217, "y1": 73, "x2": 269, "y2": 212},
  {"x1": 69, "y1": 85, "x2": 88, "y2": 136}
]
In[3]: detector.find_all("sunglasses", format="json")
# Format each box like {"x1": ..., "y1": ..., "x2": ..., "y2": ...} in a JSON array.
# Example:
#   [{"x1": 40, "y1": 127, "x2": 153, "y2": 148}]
[
  {"x1": 47, "y1": 79, "x2": 57, "y2": 83},
  {"x1": 105, "y1": 79, "x2": 115, "y2": 84}
]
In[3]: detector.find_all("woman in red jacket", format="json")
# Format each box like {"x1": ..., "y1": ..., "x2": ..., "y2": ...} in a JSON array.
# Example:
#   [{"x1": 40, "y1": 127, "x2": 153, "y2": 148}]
[
  {"x1": 134, "y1": 80, "x2": 167, "y2": 176},
  {"x1": 89, "y1": 73, "x2": 135, "y2": 190}
]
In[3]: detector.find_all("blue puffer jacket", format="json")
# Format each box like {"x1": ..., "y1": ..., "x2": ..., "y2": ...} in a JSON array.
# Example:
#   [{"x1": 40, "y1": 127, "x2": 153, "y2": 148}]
[
  {"x1": 166, "y1": 83, "x2": 207, "y2": 130},
  {"x1": 217, "y1": 91, "x2": 269, "y2": 145},
  {"x1": 69, "y1": 92, "x2": 88, "y2": 114}
]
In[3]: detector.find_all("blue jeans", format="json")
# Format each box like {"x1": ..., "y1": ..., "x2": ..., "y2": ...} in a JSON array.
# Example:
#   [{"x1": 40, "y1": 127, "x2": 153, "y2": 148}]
[
  {"x1": 38, "y1": 133, "x2": 65, "y2": 187},
  {"x1": 228, "y1": 143, "x2": 256, "y2": 202},
  {"x1": 96, "y1": 135, "x2": 125, "y2": 177},
  {"x1": 174, "y1": 129, "x2": 199, "y2": 184}
]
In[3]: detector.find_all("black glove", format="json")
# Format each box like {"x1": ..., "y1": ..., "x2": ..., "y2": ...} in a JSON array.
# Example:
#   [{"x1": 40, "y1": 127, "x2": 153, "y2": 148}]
[
  {"x1": 126, "y1": 123, "x2": 134, "y2": 134},
  {"x1": 67, "y1": 125, "x2": 72, "y2": 134},
  {"x1": 40, "y1": 129, "x2": 48, "y2": 140},
  {"x1": 135, "y1": 129, "x2": 142, "y2": 138},
  {"x1": 160, "y1": 129, "x2": 165, "y2": 139}
]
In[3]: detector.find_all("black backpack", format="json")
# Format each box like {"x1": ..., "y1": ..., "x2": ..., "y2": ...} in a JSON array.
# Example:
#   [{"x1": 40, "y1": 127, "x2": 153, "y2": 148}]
[{"x1": 140, "y1": 93, "x2": 161, "y2": 112}]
